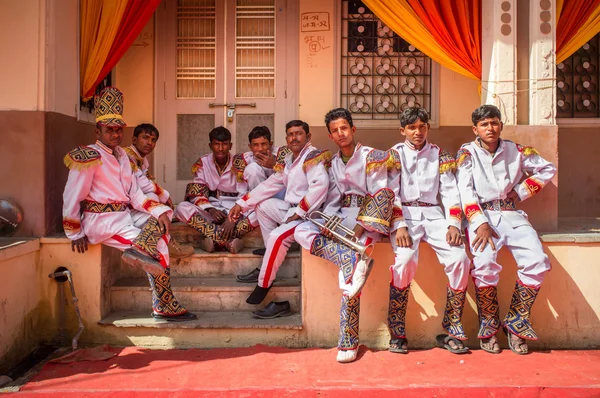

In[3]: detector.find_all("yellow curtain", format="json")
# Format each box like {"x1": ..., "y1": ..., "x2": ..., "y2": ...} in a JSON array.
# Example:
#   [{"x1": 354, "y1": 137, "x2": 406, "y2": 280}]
[
  {"x1": 362, "y1": 0, "x2": 479, "y2": 81},
  {"x1": 80, "y1": 0, "x2": 129, "y2": 99},
  {"x1": 556, "y1": 2, "x2": 600, "y2": 63}
]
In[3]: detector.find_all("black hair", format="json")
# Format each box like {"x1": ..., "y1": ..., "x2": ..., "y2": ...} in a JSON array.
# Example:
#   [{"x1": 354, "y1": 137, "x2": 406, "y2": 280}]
[
  {"x1": 285, "y1": 120, "x2": 310, "y2": 135},
  {"x1": 133, "y1": 123, "x2": 160, "y2": 139},
  {"x1": 324, "y1": 108, "x2": 353, "y2": 133},
  {"x1": 400, "y1": 107, "x2": 429, "y2": 128},
  {"x1": 209, "y1": 126, "x2": 232, "y2": 142},
  {"x1": 248, "y1": 126, "x2": 272, "y2": 142},
  {"x1": 472, "y1": 105, "x2": 502, "y2": 126}
]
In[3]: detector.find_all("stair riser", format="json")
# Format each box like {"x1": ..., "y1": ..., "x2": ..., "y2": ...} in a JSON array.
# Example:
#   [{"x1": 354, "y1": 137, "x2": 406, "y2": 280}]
[
  {"x1": 117, "y1": 256, "x2": 300, "y2": 279},
  {"x1": 111, "y1": 289, "x2": 301, "y2": 313}
]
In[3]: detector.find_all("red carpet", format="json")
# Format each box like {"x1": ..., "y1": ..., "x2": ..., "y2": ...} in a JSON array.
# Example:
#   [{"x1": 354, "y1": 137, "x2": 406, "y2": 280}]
[{"x1": 8, "y1": 345, "x2": 600, "y2": 397}]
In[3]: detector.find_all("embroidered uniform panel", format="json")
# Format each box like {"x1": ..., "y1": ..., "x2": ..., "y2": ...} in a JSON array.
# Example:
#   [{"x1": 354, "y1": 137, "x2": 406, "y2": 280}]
[
  {"x1": 185, "y1": 183, "x2": 210, "y2": 204},
  {"x1": 439, "y1": 149, "x2": 457, "y2": 174},
  {"x1": 64, "y1": 146, "x2": 102, "y2": 170},
  {"x1": 310, "y1": 235, "x2": 358, "y2": 284},
  {"x1": 503, "y1": 281, "x2": 540, "y2": 340},
  {"x1": 338, "y1": 295, "x2": 360, "y2": 350},
  {"x1": 456, "y1": 148, "x2": 471, "y2": 167},
  {"x1": 357, "y1": 188, "x2": 394, "y2": 235},
  {"x1": 147, "y1": 268, "x2": 187, "y2": 316},
  {"x1": 442, "y1": 286, "x2": 467, "y2": 340},
  {"x1": 475, "y1": 285, "x2": 500, "y2": 338},
  {"x1": 232, "y1": 153, "x2": 248, "y2": 182},
  {"x1": 132, "y1": 217, "x2": 163, "y2": 262},
  {"x1": 303, "y1": 149, "x2": 332, "y2": 172},
  {"x1": 388, "y1": 284, "x2": 410, "y2": 339},
  {"x1": 82, "y1": 201, "x2": 128, "y2": 213},
  {"x1": 365, "y1": 149, "x2": 392, "y2": 173}
]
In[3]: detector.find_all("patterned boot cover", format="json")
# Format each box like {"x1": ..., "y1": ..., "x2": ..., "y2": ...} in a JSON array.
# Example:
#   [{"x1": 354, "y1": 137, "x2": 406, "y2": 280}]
[
  {"x1": 232, "y1": 217, "x2": 254, "y2": 239},
  {"x1": 503, "y1": 281, "x2": 540, "y2": 340},
  {"x1": 475, "y1": 285, "x2": 500, "y2": 338},
  {"x1": 310, "y1": 235, "x2": 359, "y2": 284},
  {"x1": 338, "y1": 295, "x2": 360, "y2": 350},
  {"x1": 387, "y1": 284, "x2": 410, "y2": 339},
  {"x1": 147, "y1": 267, "x2": 188, "y2": 316},
  {"x1": 132, "y1": 217, "x2": 163, "y2": 263},
  {"x1": 441, "y1": 286, "x2": 468, "y2": 340},
  {"x1": 186, "y1": 213, "x2": 222, "y2": 243}
]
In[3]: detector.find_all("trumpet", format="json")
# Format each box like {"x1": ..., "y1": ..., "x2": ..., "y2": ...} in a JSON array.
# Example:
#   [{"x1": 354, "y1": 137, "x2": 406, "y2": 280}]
[{"x1": 303, "y1": 211, "x2": 374, "y2": 260}]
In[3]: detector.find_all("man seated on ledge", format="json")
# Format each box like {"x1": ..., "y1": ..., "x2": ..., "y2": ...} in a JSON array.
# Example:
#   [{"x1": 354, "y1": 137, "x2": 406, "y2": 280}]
[
  {"x1": 124, "y1": 123, "x2": 194, "y2": 259},
  {"x1": 229, "y1": 120, "x2": 330, "y2": 319},
  {"x1": 62, "y1": 87, "x2": 196, "y2": 322},
  {"x1": 456, "y1": 104, "x2": 556, "y2": 355},
  {"x1": 174, "y1": 127, "x2": 257, "y2": 254}
]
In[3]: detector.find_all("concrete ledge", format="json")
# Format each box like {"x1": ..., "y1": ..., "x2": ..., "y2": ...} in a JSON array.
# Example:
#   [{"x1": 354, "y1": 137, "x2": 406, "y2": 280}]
[{"x1": 0, "y1": 238, "x2": 39, "y2": 263}]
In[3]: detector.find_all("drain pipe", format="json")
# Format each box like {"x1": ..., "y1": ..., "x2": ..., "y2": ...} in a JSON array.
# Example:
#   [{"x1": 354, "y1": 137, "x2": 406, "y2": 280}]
[{"x1": 48, "y1": 267, "x2": 84, "y2": 351}]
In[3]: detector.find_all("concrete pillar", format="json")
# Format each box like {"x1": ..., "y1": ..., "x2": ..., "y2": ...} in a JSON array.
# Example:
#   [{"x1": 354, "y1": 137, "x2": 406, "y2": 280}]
[
  {"x1": 529, "y1": 0, "x2": 556, "y2": 125},
  {"x1": 481, "y1": 0, "x2": 517, "y2": 124}
]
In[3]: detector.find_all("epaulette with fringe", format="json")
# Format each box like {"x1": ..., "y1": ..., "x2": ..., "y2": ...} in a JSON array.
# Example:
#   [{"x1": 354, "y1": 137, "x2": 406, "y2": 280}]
[
  {"x1": 123, "y1": 146, "x2": 143, "y2": 169},
  {"x1": 439, "y1": 149, "x2": 457, "y2": 174},
  {"x1": 517, "y1": 144, "x2": 539, "y2": 157},
  {"x1": 303, "y1": 149, "x2": 332, "y2": 172},
  {"x1": 273, "y1": 146, "x2": 292, "y2": 173},
  {"x1": 387, "y1": 148, "x2": 402, "y2": 171},
  {"x1": 63, "y1": 146, "x2": 102, "y2": 170},
  {"x1": 232, "y1": 153, "x2": 248, "y2": 182},
  {"x1": 456, "y1": 147, "x2": 471, "y2": 167},
  {"x1": 191, "y1": 157, "x2": 203, "y2": 175},
  {"x1": 365, "y1": 149, "x2": 394, "y2": 174},
  {"x1": 129, "y1": 158, "x2": 139, "y2": 173}
]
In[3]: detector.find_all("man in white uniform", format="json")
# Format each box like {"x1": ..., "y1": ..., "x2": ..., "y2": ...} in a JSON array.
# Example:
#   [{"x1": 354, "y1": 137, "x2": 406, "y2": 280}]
[
  {"x1": 295, "y1": 108, "x2": 395, "y2": 363},
  {"x1": 62, "y1": 87, "x2": 195, "y2": 321},
  {"x1": 456, "y1": 104, "x2": 556, "y2": 354},
  {"x1": 229, "y1": 120, "x2": 330, "y2": 317},
  {"x1": 387, "y1": 107, "x2": 470, "y2": 354}
]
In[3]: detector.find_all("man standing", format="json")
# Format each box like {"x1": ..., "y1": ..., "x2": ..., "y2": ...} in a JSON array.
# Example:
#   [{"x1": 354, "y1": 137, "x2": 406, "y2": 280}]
[
  {"x1": 294, "y1": 108, "x2": 395, "y2": 363},
  {"x1": 229, "y1": 120, "x2": 330, "y2": 318},
  {"x1": 174, "y1": 127, "x2": 257, "y2": 253},
  {"x1": 456, "y1": 104, "x2": 556, "y2": 354},
  {"x1": 62, "y1": 87, "x2": 196, "y2": 321},
  {"x1": 124, "y1": 123, "x2": 194, "y2": 259},
  {"x1": 387, "y1": 107, "x2": 470, "y2": 354}
]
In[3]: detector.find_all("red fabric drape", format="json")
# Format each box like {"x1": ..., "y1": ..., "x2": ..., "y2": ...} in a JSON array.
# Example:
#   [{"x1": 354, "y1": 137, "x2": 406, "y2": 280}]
[
  {"x1": 84, "y1": 0, "x2": 162, "y2": 98},
  {"x1": 556, "y1": 0, "x2": 600, "y2": 54},
  {"x1": 406, "y1": 0, "x2": 481, "y2": 80}
]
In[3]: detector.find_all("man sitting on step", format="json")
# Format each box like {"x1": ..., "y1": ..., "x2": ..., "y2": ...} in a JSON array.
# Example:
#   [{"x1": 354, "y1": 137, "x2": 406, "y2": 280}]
[
  {"x1": 174, "y1": 126, "x2": 258, "y2": 254},
  {"x1": 124, "y1": 123, "x2": 194, "y2": 260},
  {"x1": 232, "y1": 125, "x2": 288, "y2": 256},
  {"x1": 62, "y1": 86, "x2": 196, "y2": 322},
  {"x1": 229, "y1": 120, "x2": 330, "y2": 318}
]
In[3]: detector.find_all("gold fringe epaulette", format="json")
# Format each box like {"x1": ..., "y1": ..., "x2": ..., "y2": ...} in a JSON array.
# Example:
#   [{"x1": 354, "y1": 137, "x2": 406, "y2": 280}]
[
  {"x1": 63, "y1": 146, "x2": 102, "y2": 170},
  {"x1": 303, "y1": 149, "x2": 332, "y2": 172},
  {"x1": 366, "y1": 149, "x2": 395, "y2": 174},
  {"x1": 273, "y1": 146, "x2": 292, "y2": 173},
  {"x1": 517, "y1": 144, "x2": 539, "y2": 157},
  {"x1": 439, "y1": 150, "x2": 457, "y2": 174},
  {"x1": 129, "y1": 159, "x2": 139, "y2": 173},
  {"x1": 232, "y1": 153, "x2": 247, "y2": 182},
  {"x1": 456, "y1": 148, "x2": 471, "y2": 167},
  {"x1": 387, "y1": 148, "x2": 402, "y2": 171},
  {"x1": 191, "y1": 157, "x2": 203, "y2": 175},
  {"x1": 123, "y1": 146, "x2": 143, "y2": 165}
]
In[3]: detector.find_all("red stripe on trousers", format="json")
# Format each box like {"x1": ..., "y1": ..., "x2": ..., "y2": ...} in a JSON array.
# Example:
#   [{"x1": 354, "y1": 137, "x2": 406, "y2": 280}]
[
  {"x1": 111, "y1": 234, "x2": 132, "y2": 245},
  {"x1": 261, "y1": 226, "x2": 297, "y2": 288}
]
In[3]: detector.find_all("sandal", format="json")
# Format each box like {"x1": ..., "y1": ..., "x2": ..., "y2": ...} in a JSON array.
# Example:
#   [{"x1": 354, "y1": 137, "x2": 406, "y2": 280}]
[
  {"x1": 479, "y1": 335, "x2": 501, "y2": 354},
  {"x1": 436, "y1": 334, "x2": 469, "y2": 354},
  {"x1": 504, "y1": 327, "x2": 529, "y2": 355},
  {"x1": 389, "y1": 338, "x2": 408, "y2": 354}
]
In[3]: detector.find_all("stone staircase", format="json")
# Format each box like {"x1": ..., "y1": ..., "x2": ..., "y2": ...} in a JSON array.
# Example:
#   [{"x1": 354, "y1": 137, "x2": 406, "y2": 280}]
[{"x1": 98, "y1": 223, "x2": 303, "y2": 347}]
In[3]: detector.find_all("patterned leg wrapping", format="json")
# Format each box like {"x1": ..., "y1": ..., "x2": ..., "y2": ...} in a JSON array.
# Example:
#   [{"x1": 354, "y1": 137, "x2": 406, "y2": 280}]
[
  {"x1": 338, "y1": 295, "x2": 360, "y2": 350},
  {"x1": 187, "y1": 213, "x2": 223, "y2": 243},
  {"x1": 147, "y1": 268, "x2": 188, "y2": 316},
  {"x1": 132, "y1": 217, "x2": 163, "y2": 262},
  {"x1": 232, "y1": 217, "x2": 254, "y2": 238},
  {"x1": 310, "y1": 235, "x2": 359, "y2": 284},
  {"x1": 387, "y1": 284, "x2": 410, "y2": 339},
  {"x1": 441, "y1": 286, "x2": 468, "y2": 340},
  {"x1": 475, "y1": 285, "x2": 500, "y2": 338},
  {"x1": 502, "y1": 281, "x2": 540, "y2": 340}
]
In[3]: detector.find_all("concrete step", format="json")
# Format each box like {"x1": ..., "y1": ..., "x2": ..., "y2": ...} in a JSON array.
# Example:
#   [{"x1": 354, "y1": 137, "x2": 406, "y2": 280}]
[
  {"x1": 117, "y1": 248, "x2": 301, "y2": 279},
  {"x1": 111, "y1": 276, "x2": 301, "y2": 313},
  {"x1": 99, "y1": 310, "x2": 302, "y2": 330}
]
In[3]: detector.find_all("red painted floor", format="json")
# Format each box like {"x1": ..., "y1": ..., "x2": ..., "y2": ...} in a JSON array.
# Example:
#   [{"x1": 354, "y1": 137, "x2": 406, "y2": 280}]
[{"x1": 8, "y1": 345, "x2": 600, "y2": 397}]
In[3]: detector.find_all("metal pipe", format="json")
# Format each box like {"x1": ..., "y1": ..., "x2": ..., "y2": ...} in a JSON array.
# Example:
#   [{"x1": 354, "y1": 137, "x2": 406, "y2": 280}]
[{"x1": 48, "y1": 268, "x2": 84, "y2": 351}]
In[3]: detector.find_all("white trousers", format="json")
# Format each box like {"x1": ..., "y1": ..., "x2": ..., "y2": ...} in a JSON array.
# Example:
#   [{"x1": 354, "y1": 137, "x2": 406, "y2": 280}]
[
  {"x1": 254, "y1": 198, "x2": 302, "y2": 288},
  {"x1": 295, "y1": 211, "x2": 381, "y2": 295},
  {"x1": 174, "y1": 200, "x2": 258, "y2": 226},
  {"x1": 390, "y1": 217, "x2": 470, "y2": 290},
  {"x1": 468, "y1": 211, "x2": 551, "y2": 288}
]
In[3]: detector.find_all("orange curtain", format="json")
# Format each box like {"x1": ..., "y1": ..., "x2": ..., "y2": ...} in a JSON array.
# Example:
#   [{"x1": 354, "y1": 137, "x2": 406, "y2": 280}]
[
  {"x1": 556, "y1": 0, "x2": 600, "y2": 63},
  {"x1": 362, "y1": 0, "x2": 481, "y2": 80},
  {"x1": 80, "y1": 0, "x2": 128, "y2": 99}
]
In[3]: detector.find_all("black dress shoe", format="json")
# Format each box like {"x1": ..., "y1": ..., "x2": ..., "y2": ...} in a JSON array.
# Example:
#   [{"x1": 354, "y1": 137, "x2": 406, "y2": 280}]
[
  {"x1": 151, "y1": 311, "x2": 198, "y2": 322},
  {"x1": 246, "y1": 285, "x2": 271, "y2": 304},
  {"x1": 236, "y1": 268, "x2": 260, "y2": 283},
  {"x1": 252, "y1": 247, "x2": 266, "y2": 256},
  {"x1": 252, "y1": 301, "x2": 291, "y2": 319}
]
